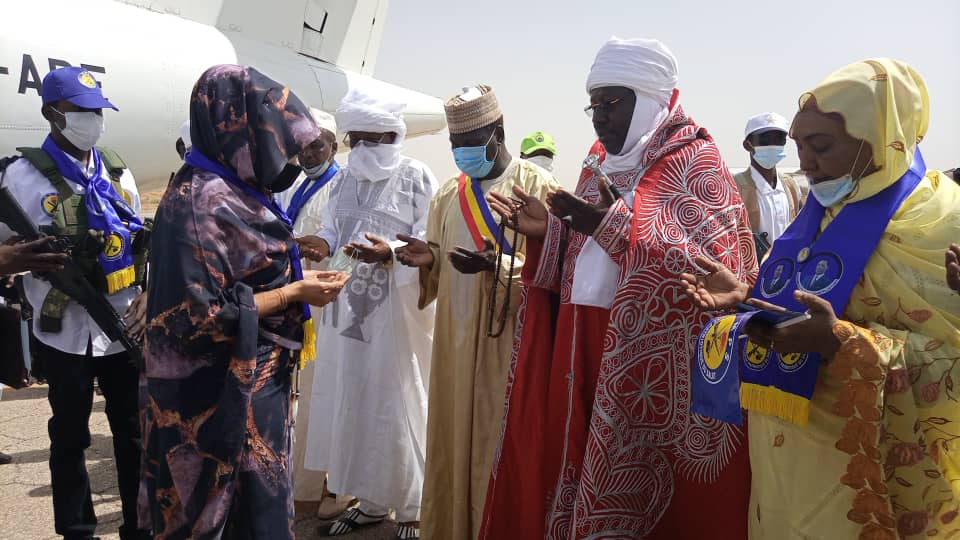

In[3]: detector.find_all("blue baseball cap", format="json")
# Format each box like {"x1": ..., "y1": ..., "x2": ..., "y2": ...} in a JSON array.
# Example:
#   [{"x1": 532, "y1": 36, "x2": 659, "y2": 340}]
[{"x1": 41, "y1": 67, "x2": 118, "y2": 111}]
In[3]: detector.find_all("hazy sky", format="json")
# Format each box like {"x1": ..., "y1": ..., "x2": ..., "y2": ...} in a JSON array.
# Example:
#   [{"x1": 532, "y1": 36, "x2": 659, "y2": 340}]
[{"x1": 372, "y1": 0, "x2": 959, "y2": 187}]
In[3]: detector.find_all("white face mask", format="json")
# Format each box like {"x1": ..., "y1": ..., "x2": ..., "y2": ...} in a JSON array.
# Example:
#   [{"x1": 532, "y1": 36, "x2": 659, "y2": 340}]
[
  {"x1": 53, "y1": 109, "x2": 104, "y2": 151},
  {"x1": 527, "y1": 155, "x2": 554, "y2": 172},
  {"x1": 347, "y1": 141, "x2": 401, "y2": 181},
  {"x1": 807, "y1": 141, "x2": 868, "y2": 207},
  {"x1": 302, "y1": 159, "x2": 332, "y2": 179}
]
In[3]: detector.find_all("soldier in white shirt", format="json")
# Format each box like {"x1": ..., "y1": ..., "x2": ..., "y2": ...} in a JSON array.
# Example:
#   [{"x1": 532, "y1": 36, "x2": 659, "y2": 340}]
[
  {"x1": 732, "y1": 112, "x2": 808, "y2": 259},
  {"x1": 0, "y1": 67, "x2": 149, "y2": 540}
]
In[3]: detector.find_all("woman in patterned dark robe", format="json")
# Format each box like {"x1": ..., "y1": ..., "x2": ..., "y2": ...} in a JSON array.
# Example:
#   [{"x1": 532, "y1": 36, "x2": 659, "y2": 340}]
[{"x1": 139, "y1": 64, "x2": 348, "y2": 539}]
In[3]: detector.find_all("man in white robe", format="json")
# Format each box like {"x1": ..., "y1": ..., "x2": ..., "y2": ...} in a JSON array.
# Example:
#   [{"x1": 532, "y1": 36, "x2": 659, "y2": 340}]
[{"x1": 303, "y1": 87, "x2": 437, "y2": 540}]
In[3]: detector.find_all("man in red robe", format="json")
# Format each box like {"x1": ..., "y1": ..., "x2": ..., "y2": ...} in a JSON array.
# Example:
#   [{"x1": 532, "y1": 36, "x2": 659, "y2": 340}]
[{"x1": 482, "y1": 37, "x2": 756, "y2": 539}]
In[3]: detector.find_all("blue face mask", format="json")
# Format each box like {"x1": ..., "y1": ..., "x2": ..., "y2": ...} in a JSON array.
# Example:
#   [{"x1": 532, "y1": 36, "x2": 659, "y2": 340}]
[
  {"x1": 809, "y1": 175, "x2": 856, "y2": 207},
  {"x1": 751, "y1": 145, "x2": 787, "y2": 170},
  {"x1": 453, "y1": 130, "x2": 499, "y2": 178},
  {"x1": 808, "y1": 141, "x2": 866, "y2": 207}
]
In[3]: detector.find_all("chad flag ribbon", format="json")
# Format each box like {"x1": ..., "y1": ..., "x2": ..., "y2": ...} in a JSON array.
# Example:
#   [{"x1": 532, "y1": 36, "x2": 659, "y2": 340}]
[
  {"x1": 693, "y1": 148, "x2": 927, "y2": 426},
  {"x1": 457, "y1": 173, "x2": 514, "y2": 255}
]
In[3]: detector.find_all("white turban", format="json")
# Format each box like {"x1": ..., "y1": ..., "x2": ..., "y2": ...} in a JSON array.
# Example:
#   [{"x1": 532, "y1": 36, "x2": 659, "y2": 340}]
[
  {"x1": 335, "y1": 86, "x2": 407, "y2": 142},
  {"x1": 309, "y1": 108, "x2": 337, "y2": 135},
  {"x1": 585, "y1": 37, "x2": 678, "y2": 107},
  {"x1": 179, "y1": 119, "x2": 191, "y2": 149}
]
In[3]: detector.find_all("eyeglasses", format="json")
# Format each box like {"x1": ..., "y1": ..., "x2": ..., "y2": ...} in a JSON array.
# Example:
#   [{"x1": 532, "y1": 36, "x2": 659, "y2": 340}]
[
  {"x1": 583, "y1": 96, "x2": 625, "y2": 118},
  {"x1": 344, "y1": 133, "x2": 389, "y2": 147}
]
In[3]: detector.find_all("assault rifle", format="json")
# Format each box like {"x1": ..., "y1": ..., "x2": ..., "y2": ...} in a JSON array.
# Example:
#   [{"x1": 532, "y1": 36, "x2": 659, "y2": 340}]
[{"x1": 0, "y1": 186, "x2": 144, "y2": 370}]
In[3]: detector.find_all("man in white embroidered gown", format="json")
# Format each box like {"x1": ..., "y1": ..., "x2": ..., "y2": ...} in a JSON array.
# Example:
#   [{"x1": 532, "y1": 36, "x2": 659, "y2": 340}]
[{"x1": 303, "y1": 87, "x2": 438, "y2": 540}]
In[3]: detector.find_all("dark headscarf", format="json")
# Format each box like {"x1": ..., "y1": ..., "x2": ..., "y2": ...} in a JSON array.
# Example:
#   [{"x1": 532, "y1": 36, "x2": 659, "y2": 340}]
[
  {"x1": 189, "y1": 64, "x2": 319, "y2": 190},
  {"x1": 142, "y1": 67, "x2": 320, "y2": 536}
]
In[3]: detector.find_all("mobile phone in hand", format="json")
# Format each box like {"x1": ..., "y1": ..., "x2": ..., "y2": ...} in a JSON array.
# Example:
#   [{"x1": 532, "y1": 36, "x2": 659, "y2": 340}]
[{"x1": 736, "y1": 302, "x2": 811, "y2": 329}]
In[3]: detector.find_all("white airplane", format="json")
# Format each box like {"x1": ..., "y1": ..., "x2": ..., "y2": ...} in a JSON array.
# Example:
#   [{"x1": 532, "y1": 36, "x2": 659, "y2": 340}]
[{"x1": 0, "y1": 0, "x2": 447, "y2": 191}]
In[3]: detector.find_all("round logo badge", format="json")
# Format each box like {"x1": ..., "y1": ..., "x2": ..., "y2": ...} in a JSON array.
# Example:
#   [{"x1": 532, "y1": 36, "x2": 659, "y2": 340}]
[
  {"x1": 41, "y1": 193, "x2": 59, "y2": 216},
  {"x1": 759, "y1": 258, "x2": 795, "y2": 299},
  {"x1": 536, "y1": 136, "x2": 544, "y2": 143},
  {"x1": 697, "y1": 315, "x2": 735, "y2": 384},
  {"x1": 103, "y1": 233, "x2": 124, "y2": 260},
  {"x1": 778, "y1": 351, "x2": 809, "y2": 373},
  {"x1": 77, "y1": 71, "x2": 97, "y2": 88},
  {"x1": 797, "y1": 252, "x2": 843, "y2": 295},
  {"x1": 742, "y1": 339, "x2": 771, "y2": 371}
]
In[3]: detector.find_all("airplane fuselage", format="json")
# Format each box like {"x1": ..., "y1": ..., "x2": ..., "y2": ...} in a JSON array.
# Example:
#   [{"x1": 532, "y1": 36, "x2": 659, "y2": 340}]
[{"x1": 0, "y1": 0, "x2": 445, "y2": 192}]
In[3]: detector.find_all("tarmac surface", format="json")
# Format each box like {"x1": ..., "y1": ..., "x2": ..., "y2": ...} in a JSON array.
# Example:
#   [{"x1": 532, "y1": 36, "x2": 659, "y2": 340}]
[{"x1": 0, "y1": 385, "x2": 397, "y2": 540}]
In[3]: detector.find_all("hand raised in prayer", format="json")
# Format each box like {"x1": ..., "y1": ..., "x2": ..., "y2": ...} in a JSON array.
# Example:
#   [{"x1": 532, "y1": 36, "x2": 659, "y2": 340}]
[
  {"x1": 743, "y1": 291, "x2": 840, "y2": 358},
  {"x1": 345, "y1": 233, "x2": 393, "y2": 264},
  {"x1": 679, "y1": 256, "x2": 750, "y2": 311},
  {"x1": 395, "y1": 233, "x2": 434, "y2": 269},
  {"x1": 546, "y1": 178, "x2": 616, "y2": 235},
  {"x1": 294, "y1": 270, "x2": 350, "y2": 307},
  {"x1": 296, "y1": 235, "x2": 330, "y2": 262},
  {"x1": 448, "y1": 238, "x2": 496, "y2": 275},
  {"x1": 946, "y1": 244, "x2": 960, "y2": 293},
  {"x1": 487, "y1": 185, "x2": 548, "y2": 239},
  {"x1": 123, "y1": 290, "x2": 148, "y2": 342}
]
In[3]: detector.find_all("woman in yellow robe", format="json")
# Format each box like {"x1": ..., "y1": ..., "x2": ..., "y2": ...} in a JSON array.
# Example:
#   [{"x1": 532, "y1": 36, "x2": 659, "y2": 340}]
[{"x1": 681, "y1": 58, "x2": 960, "y2": 539}]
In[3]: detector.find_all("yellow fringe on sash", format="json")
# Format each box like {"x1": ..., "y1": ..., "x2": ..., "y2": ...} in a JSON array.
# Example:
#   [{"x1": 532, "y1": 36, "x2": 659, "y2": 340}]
[
  {"x1": 299, "y1": 318, "x2": 316, "y2": 369},
  {"x1": 105, "y1": 266, "x2": 136, "y2": 294},
  {"x1": 740, "y1": 382, "x2": 810, "y2": 427}
]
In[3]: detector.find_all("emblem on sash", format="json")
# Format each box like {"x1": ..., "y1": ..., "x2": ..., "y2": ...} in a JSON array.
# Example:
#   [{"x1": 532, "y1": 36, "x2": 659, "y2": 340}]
[
  {"x1": 743, "y1": 339, "x2": 771, "y2": 370},
  {"x1": 104, "y1": 232, "x2": 124, "y2": 260},
  {"x1": 797, "y1": 253, "x2": 843, "y2": 295},
  {"x1": 696, "y1": 315, "x2": 735, "y2": 384},
  {"x1": 760, "y1": 258, "x2": 795, "y2": 299}
]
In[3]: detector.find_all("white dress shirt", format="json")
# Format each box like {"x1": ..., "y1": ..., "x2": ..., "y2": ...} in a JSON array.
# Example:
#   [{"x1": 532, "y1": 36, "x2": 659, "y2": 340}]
[
  {"x1": 0, "y1": 153, "x2": 142, "y2": 356},
  {"x1": 749, "y1": 165, "x2": 791, "y2": 243}
]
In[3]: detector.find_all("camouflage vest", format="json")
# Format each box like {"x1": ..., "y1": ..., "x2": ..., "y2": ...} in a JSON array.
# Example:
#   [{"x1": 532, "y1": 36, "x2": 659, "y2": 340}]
[{"x1": 14, "y1": 147, "x2": 150, "y2": 333}]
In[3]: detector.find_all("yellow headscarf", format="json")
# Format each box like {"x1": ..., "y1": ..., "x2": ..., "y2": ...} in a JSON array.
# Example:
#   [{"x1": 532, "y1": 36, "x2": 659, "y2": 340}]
[
  {"x1": 781, "y1": 58, "x2": 960, "y2": 538},
  {"x1": 795, "y1": 58, "x2": 930, "y2": 204},
  {"x1": 791, "y1": 58, "x2": 960, "y2": 346}
]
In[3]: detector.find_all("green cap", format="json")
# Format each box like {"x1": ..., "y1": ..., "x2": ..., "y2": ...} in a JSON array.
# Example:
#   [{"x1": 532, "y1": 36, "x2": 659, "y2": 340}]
[{"x1": 520, "y1": 131, "x2": 556, "y2": 156}]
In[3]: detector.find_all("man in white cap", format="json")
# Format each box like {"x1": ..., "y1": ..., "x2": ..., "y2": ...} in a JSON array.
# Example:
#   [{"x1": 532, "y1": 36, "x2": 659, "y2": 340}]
[
  {"x1": 273, "y1": 108, "x2": 357, "y2": 519},
  {"x1": 482, "y1": 38, "x2": 754, "y2": 539},
  {"x1": 733, "y1": 112, "x2": 808, "y2": 259},
  {"x1": 394, "y1": 84, "x2": 556, "y2": 540},
  {"x1": 301, "y1": 87, "x2": 438, "y2": 540}
]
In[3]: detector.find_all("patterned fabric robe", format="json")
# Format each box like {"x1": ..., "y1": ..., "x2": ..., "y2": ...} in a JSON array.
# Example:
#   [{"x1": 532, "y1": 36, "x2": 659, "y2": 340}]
[
  {"x1": 139, "y1": 64, "x2": 320, "y2": 539},
  {"x1": 503, "y1": 104, "x2": 757, "y2": 539}
]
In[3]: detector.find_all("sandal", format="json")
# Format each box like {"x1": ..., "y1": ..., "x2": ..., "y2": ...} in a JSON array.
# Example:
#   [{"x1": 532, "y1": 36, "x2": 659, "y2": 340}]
[
  {"x1": 396, "y1": 524, "x2": 420, "y2": 539},
  {"x1": 319, "y1": 508, "x2": 387, "y2": 537},
  {"x1": 317, "y1": 493, "x2": 358, "y2": 520}
]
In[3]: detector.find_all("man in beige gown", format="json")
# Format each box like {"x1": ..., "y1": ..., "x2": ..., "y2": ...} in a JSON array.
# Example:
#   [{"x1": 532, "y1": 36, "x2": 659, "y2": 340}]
[{"x1": 396, "y1": 85, "x2": 557, "y2": 540}]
